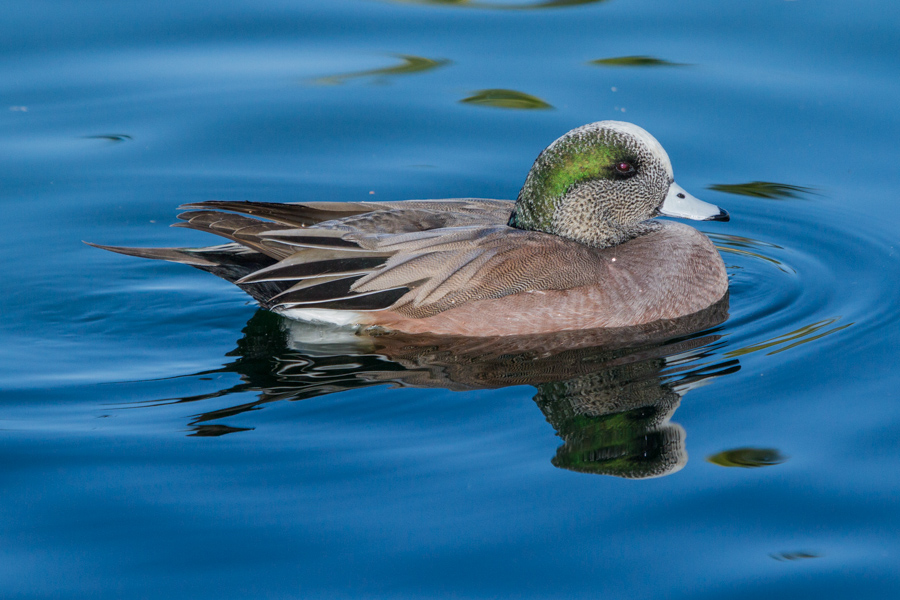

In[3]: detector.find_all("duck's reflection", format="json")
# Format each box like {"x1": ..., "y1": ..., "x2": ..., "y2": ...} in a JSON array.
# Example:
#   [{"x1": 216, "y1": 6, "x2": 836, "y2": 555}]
[{"x1": 161, "y1": 297, "x2": 738, "y2": 479}]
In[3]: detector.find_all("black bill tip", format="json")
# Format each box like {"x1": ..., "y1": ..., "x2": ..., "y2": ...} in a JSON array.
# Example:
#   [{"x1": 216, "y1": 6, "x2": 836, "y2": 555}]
[{"x1": 706, "y1": 208, "x2": 730, "y2": 222}]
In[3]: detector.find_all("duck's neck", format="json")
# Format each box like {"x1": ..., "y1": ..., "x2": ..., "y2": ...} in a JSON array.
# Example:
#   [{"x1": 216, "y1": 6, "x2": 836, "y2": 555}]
[{"x1": 509, "y1": 187, "x2": 658, "y2": 249}]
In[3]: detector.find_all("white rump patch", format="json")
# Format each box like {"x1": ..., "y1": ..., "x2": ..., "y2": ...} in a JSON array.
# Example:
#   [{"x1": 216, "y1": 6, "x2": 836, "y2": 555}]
[
  {"x1": 282, "y1": 318, "x2": 373, "y2": 349},
  {"x1": 277, "y1": 307, "x2": 363, "y2": 328}
]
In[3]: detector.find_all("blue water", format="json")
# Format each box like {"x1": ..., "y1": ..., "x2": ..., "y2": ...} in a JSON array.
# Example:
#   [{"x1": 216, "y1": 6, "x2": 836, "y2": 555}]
[{"x1": 3, "y1": 0, "x2": 900, "y2": 597}]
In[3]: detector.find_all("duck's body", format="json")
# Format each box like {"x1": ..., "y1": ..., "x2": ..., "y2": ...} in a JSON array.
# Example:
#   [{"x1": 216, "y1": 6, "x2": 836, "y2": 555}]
[
  {"x1": 351, "y1": 218, "x2": 725, "y2": 336},
  {"x1": 92, "y1": 122, "x2": 729, "y2": 337}
]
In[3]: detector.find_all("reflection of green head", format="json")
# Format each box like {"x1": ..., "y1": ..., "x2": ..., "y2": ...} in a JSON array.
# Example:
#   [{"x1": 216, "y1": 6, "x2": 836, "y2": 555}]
[
  {"x1": 534, "y1": 366, "x2": 687, "y2": 479},
  {"x1": 509, "y1": 121, "x2": 674, "y2": 248},
  {"x1": 551, "y1": 419, "x2": 686, "y2": 479}
]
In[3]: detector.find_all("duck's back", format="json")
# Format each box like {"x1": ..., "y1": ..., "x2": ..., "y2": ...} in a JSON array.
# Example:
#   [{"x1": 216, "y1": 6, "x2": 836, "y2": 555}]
[{"x1": 92, "y1": 200, "x2": 727, "y2": 336}]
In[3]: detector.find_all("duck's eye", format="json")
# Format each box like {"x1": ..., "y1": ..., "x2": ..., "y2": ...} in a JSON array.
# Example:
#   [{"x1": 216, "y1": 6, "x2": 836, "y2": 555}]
[{"x1": 615, "y1": 161, "x2": 635, "y2": 175}]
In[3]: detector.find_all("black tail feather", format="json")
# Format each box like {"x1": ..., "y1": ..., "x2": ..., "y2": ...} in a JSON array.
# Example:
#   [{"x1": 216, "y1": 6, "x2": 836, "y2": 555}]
[{"x1": 178, "y1": 200, "x2": 375, "y2": 227}]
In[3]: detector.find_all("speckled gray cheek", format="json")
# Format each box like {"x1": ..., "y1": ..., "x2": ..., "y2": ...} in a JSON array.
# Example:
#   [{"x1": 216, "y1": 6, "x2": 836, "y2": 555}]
[
  {"x1": 551, "y1": 179, "x2": 665, "y2": 248},
  {"x1": 547, "y1": 133, "x2": 671, "y2": 247}
]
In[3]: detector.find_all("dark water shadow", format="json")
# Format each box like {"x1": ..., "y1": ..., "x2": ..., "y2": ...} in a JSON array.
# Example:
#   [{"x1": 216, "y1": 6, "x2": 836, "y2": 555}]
[
  {"x1": 769, "y1": 551, "x2": 821, "y2": 562},
  {"x1": 142, "y1": 297, "x2": 740, "y2": 479},
  {"x1": 707, "y1": 447, "x2": 787, "y2": 468},
  {"x1": 708, "y1": 181, "x2": 817, "y2": 200},
  {"x1": 82, "y1": 134, "x2": 133, "y2": 143},
  {"x1": 589, "y1": 56, "x2": 689, "y2": 67},
  {"x1": 386, "y1": 0, "x2": 609, "y2": 10},
  {"x1": 309, "y1": 54, "x2": 450, "y2": 86},
  {"x1": 460, "y1": 89, "x2": 553, "y2": 110}
]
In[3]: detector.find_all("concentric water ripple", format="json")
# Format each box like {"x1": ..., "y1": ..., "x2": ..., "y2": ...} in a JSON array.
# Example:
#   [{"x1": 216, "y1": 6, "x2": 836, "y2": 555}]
[{"x1": 703, "y1": 202, "x2": 900, "y2": 362}]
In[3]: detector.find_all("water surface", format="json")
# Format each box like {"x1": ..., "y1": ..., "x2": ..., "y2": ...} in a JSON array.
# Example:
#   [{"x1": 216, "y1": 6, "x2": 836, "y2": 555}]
[{"x1": 2, "y1": 0, "x2": 900, "y2": 598}]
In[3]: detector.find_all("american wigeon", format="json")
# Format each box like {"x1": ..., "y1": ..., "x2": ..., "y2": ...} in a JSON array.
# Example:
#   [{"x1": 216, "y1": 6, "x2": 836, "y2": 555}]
[{"x1": 91, "y1": 121, "x2": 729, "y2": 337}]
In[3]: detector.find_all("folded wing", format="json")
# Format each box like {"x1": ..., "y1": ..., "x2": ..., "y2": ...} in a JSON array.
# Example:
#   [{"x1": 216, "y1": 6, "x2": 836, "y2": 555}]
[{"x1": 91, "y1": 199, "x2": 606, "y2": 317}]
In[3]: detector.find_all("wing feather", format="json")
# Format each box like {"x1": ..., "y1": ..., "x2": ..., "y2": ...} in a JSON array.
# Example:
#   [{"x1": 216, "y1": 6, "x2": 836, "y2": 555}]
[
  {"x1": 409, "y1": 248, "x2": 499, "y2": 307},
  {"x1": 90, "y1": 199, "x2": 611, "y2": 321},
  {"x1": 178, "y1": 201, "x2": 375, "y2": 227}
]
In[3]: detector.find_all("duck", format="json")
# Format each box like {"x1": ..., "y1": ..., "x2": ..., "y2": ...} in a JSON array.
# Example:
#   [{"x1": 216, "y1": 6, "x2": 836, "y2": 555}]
[{"x1": 90, "y1": 121, "x2": 729, "y2": 337}]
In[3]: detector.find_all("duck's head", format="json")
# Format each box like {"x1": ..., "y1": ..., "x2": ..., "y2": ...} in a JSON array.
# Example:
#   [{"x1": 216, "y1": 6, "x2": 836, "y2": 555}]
[{"x1": 509, "y1": 121, "x2": 728, "y2": 247}]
